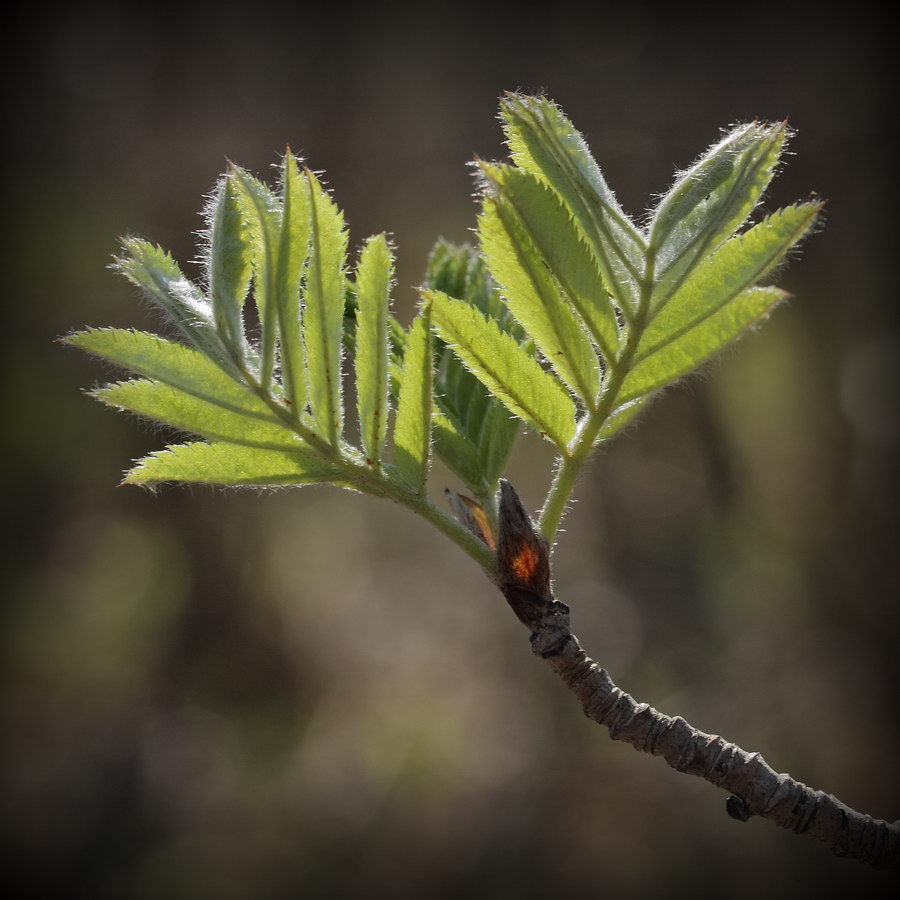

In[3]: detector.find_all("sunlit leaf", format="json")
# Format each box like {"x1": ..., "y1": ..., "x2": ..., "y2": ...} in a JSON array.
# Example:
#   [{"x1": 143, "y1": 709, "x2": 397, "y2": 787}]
[
  {"x1": 232, "y1": 166, "x2": 283, "y2": 389},
  {"x1": 650, "y1": 121, "x2": 788, "y2": 305},
  {"x1": 355, "y1": 234, "x2": 394, "y2": 465},
  {"x1": 124, "y1": 441, "x2": 345, "y2": 486},
  {"x1": 94, "y1": 379, "x2": 300, "y2": 450},
  {"x1": 480, "y1": 163, "x2": 619, "y2": 360},
  {"x1": 500, "y1": 92, "x2": 646, "y2": 313},
  {"x1": 427, "y1": 289, "x2": 576, "y2": 450},
  {"x1": 303, "y1": 171, "x2": 348, "y2": 445},
  {"x1": 619, "y1": 286, "x2": 787, "y2": 403},
  {"x1": 641, "y1": 203, "x2": 820, "y2": 358},
  {"x1": 478, "y1": 188, "x2": 600, "y2": 406},
  {"x1": 115, "y1": 238, "x2": 233, "y2": 371},
  {"x1": 425, "y1": 240, "x2": 521, "y2": 496},
  {"x1": 393, "y1": 302, "x2": 433, "y2": 493},
  {"x1": 433, "y1": 410, "x2": 484, "y2": 492},
  {"x1": 64, "y1": 328, "x2": 268, "y2": 417},
  {"x1": 276, "y1": 154, "x2": 312, "y2": 410},
  {"x1": 206, "y1": 175, "x2": 253, "y2": 357},
  {"x1": 477, "y1": 401, "x2": 520, "y2": 485}
]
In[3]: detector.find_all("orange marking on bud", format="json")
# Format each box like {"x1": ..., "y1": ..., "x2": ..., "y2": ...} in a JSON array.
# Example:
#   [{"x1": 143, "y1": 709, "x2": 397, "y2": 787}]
[{"x1": 509, "y1": 538, "x2": 540, "y2": 584}]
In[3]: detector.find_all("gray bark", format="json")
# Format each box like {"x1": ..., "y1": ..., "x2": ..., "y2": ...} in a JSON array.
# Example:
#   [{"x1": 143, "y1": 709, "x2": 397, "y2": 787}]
[{"x1": 490, "y1": 480, "x2": 900, "y2": 871}]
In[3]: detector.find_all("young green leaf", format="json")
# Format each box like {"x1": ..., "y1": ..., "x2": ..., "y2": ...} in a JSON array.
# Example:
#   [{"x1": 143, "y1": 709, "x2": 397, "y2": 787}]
[
  {"x1": 393, "y1": 302, "x2": 433, "y2": 493},
  {"x1": 619, "y1": 286, "x2": 788, "y2": 404},
  {"x1": 115, "y1": 238, "x2": 233, "y2": 371},
  {"x1": 276, "y1": 154, "x2": 312, "y2": 410},
  {"x1": 355, "y1": 234, "x2": 394, "y2": 465},
  {"x1": 477, "y1": 401, "x2": 519, "y2": 486},
  {"x1": 478, "y1": 189, "x2": 600, "y2": 406},
  {"x1": 640, "y1": 202, "x2": 821, "y2": 360},
  {"x1": 93, "y1": 379, "x2": 300, "y2": 450},
  {"x1": 500, "y1": 92, "x2": 646, "y2": 314},
  {"x1": 303, "y1": 171, "x2": 348, "y2": 446},
  {"x1": 206, "y1": 175, "x2": 253, "y2": 358},
  {"x1": 124, "y1": 441, "x2": 345, "y2": 486},
  {"x1": 433, "y1": 410, "x2": 485, "y2": 493},
  {"x1": 425, "y1": 240, "x2": 521, "y2": 498},
  {"x1": 232, "y1": 166, "x2": 283, "y2": 390},
  {"x1": 427, "y1": 289, "x2": 576, "y2": 450},
  {"x1": 480, "y1": 163, "x2": 619, "y2": 360},
  {"x1": 62, "y1": 329, "x2": 267, "y2": 416},
  {"x1": 650, "y1": 121, "x2": 788, "y2": 305}
]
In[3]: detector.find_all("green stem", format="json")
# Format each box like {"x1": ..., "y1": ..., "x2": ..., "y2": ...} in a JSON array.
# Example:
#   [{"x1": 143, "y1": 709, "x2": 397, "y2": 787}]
[
  {"x1": 342, "y1": 461, "x2": 497, "y2": 572},
  {"x1": 538, "y1": 247, "x2": 657, "y2": 543},
  {"x1": 236, "y1": 353, "x2": 495, "y2": 571}
]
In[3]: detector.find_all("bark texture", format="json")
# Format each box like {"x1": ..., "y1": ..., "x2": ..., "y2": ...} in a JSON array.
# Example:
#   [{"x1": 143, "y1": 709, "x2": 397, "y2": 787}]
[{"x1": 490, "y1": 480, "x2": 900, "y2": 871}]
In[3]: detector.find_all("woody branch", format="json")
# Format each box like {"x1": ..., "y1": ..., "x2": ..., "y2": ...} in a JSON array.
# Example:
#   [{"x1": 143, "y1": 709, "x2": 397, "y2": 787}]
[{"x1": 488, "y1": 480, "x2": 900, "y2": 872}]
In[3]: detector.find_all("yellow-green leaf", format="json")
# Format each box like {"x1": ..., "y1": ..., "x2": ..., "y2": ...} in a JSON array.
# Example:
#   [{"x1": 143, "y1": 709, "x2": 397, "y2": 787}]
[
  {"x1": 427, "y1": 289, "x2": 576, "y2": 450},
  {"x1": 94, "y1": 379, "x2": 301, "y2": 450},
  {"x1": 392, "y1": 302, "x2": 433, "y2": 493},
  {"x1": 355, "y1": 234, "x2": 394, "y2": 464},
  {"x1": 620, "y1": 286, "x2": 787, "y2": 403},
  {"x1": 303, "y1": 171, "x2": 348, "y2": 445},
  {"x1": 124, "y1": 441, "x2": 345, "y2": 486},
  {"x1": 478, "y1": 192, "x2": 600, "y2": 406}
]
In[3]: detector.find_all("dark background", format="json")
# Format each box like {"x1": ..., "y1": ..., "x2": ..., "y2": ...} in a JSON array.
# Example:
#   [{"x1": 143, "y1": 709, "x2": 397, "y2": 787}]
[{"x1": 4, "y1": 4, "x2": 898, "y2": 897}]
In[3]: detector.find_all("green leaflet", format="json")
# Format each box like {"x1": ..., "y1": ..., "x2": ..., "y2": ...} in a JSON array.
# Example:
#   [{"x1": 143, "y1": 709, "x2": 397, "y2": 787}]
[
  {"x1": 276, "y1": 154, "x2": 312, "y2": 410},
  {"x1": 481, "y1": 164, "x2": 619, "y2": 360},
  {"x1": 232, "y1": 167, "x2": 283, "y2": 389},
  {"x1": 500, "y1": 92, "x2": 646, "y2": 314},
  {"x1": 206, "y1": 175, "x2": 253, "y2": 358},
  {"x1": 427, "y1": 289, "x2": 576, "y2": 450},
  {"x1": 425, "y1": 240, "x2": 521, "y2": 498},
  {"x1": 478, "y1": 191, "x2": 600, "y2": 407},
  {"x1": 433, "y1": 410, "x2": 484, "y2": 493},
  {"x1": 393, "y1": 302, "x2": 433, "y2": 493},
  {"x1": 650, "y1": 122, "x2": 788, "y2": 306},
  {"x1": 355, "y1": 234, "x2": 394, "y2": 465},
  {"x1": 477, "y1": 400, "x2": 519, "y2": 486},
  {"x1": 94, "y1": 379, "x2": 300, "y2": 450},
  {"x1": 124, "y1": 441, "x2": 345, "y2": 486},
  {"x1": 63, "y1": 328, "x2": 271, "y2": 418},
  {"x1": 619, "y1": 286, "x2": 787, "y2": 404},
  {"x1": 115, "y1": 238, "x2": 233, "y2": 371},
  {"x1": 641, "y1": 203, "x2": 821, "y2": 360},
  {"x1": 303, "y1": 171, "x2": 348, "y2": 446}
]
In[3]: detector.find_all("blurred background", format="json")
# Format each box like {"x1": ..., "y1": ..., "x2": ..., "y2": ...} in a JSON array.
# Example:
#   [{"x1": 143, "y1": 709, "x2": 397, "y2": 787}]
[{"x1": 4, "y1": 4, "x2": 898, "y2": 897}]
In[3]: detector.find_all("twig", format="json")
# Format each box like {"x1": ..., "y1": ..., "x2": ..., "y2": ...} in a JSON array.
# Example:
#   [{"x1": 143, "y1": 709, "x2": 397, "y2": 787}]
[{"x1": 493, "y1": 479, "x2": 900, "y2": 872}]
